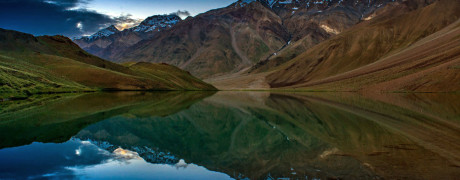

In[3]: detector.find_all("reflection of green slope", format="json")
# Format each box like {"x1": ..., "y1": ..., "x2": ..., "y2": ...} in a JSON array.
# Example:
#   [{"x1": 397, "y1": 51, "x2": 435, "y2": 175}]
[{"x1": 0, "y1": 91, "x2": 213, "y2": 148}]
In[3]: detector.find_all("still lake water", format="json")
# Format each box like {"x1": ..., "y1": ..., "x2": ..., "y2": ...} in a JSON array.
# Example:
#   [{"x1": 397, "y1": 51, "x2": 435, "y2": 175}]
[{"x1": 0, "y1": 91, "x2": 459, "y2": 179}]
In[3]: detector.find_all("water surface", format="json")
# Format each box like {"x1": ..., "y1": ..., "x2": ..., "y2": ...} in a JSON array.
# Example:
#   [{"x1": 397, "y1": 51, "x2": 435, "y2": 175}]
[{"x1": 0, "y1": 91, "x2": 459, "y2": 179}]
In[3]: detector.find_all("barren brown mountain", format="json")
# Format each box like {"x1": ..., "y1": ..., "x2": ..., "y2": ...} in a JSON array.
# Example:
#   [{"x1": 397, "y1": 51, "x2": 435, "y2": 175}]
[
  {"x1": 116, "y1": 1, "x2": 289, "y2": 78},
  {"x1": 251, "y1": 0, "x2": 400, "y2": 73},
  {"x1": 211, "y1": 0, "x2": 460, "y2": 92},
  {"x1": 265, "y1": 0, "x2": 460, "y2": 92}
]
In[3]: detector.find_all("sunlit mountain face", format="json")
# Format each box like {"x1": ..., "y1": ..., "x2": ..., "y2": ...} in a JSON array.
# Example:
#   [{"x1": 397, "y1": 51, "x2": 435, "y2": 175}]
[{"x1": 1, "y1": 92, "x2": 459, "y2": 179}]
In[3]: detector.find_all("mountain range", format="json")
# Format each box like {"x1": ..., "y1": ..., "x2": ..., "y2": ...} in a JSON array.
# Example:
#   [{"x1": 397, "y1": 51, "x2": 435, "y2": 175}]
[
  {"x1": 1, "y1": 0, "x2": 458, "y2": 95},
  {"x1": 76, "y1": 0, "x2": 410, "y2": 78},
  {"x1": 72, "y1": 0, "x2": 460, "y2": 93}
]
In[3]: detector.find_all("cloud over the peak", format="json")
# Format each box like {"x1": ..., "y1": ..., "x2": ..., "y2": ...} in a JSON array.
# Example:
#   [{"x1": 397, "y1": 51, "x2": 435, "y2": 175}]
[
  {"x1": 112, "y1": 14, "x2": 143, "y2": 30},
  {"x1": 170, "y1": 10, "x2": 191, "y2": 19}
]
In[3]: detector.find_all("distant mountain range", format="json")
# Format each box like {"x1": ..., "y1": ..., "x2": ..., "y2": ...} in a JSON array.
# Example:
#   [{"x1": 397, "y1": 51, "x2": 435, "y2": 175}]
[{"x1": 73, "y1": 15, "x2": 182, "y2": 63}]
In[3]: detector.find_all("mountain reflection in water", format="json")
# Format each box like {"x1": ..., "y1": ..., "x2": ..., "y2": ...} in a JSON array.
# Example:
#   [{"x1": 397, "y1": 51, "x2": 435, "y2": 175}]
[{"x1": 0, "y1": 91, "x2": 459, "y2": 179}]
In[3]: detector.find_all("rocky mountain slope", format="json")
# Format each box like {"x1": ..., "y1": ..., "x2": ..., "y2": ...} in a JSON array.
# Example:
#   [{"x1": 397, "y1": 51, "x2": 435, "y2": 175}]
[
  {"x1": 251, "y1": 0, "x2": 412, "y2": 72},
  {"x1": 0, "y1": 28, "x2": 216, "y2": 99},
  {"x1": 114, "y1": 1, "x2": 288, "y2": 78},
  {"x1": 75, "y1": 0, "x2": 401, "y2": 78},
  {"x1": 265, "y1": 0, "x2": 460, "y2": 92}
]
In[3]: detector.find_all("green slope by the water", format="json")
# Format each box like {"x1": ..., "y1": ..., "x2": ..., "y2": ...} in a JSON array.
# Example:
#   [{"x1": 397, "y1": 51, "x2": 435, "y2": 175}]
[{"x1": 0, "y1": 28, "x2": 216, "y2": 99}]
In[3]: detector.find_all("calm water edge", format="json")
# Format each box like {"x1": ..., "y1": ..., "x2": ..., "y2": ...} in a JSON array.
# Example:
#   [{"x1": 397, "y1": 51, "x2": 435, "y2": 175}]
[{"x1": 0, "y1": 91, "x2": 459, "y2": 179}]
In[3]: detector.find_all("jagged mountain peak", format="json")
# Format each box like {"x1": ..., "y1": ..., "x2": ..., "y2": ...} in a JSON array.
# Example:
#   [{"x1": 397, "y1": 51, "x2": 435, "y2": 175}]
[
  {"x1": 83, "y1": 25, "x2": 120, "y2": 41},
  {"x1": 142, "y1": 14, "x2": 181, "y2": 24},
  {"x1": 105, "y1": 25, "x2": 119, "y2": 32},
  {"x1": 235, "y1": 0, "x2": 400, "y2": 10},
  {"x1": 131, "y1": 14, "x2": 181, "y2": 33}
]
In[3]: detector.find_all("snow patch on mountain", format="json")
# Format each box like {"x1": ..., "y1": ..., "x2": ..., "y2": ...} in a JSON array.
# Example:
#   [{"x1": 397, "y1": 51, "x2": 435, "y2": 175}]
[
  {"x1": 85, "y1": 25, "x2": 119, "y2": 40},
  {"x1": 267, "y1": 0, "x2": 277, "y2": 7},
  {"x1": 278, "y1": 0, "x2": 293, "y2": 4},
  {"x1": 131, "y1": 15, "x2": 181, "y2": 33},
  {"x1": 320, "y1": 24, "x2": 340, "y2": 34},
  {"x1": 363, "y1": 13, "x2": 376, "y2": 20},
  {"x1": 235, "y1": 0, "x2": 257, "y2": 7}
]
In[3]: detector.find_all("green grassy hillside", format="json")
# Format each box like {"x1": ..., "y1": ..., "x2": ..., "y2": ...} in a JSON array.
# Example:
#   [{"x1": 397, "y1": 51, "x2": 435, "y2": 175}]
[
  {"x1": 125, "y1": 62, "x2": 216, "y2": 90},
  {"x1": 0, "y1": 29, "x2": 216, "y2": 99}
]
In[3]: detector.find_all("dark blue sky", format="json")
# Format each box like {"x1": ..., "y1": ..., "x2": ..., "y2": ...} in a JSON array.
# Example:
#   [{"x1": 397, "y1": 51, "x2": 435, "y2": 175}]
[{"x1": 0, "y1": 0, "x2": 235, "y2": 38}]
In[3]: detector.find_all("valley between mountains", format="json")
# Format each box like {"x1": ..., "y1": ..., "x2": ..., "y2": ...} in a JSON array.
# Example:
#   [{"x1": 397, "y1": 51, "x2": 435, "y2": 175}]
[{"x1": 1, "y1": 0, "x2": 460, "y2": 98}]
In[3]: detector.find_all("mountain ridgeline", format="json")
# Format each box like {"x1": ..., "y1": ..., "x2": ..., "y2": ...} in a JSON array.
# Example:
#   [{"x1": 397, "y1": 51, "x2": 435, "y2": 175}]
[
  {"x1": 75, "y1": 0, "x2": 411, "y2": 78},
  {"x1": 0, "y1": 28, "x2": 216, "y2": 99}
]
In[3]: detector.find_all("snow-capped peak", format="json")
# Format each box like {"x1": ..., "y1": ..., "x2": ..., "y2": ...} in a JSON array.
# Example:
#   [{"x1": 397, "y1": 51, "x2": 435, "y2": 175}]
[
  {"x1": 130, "y1": 15, "x2": 181, "y2": 33},
  {"x1": 85, "y1": 25, "x2": 119, "y2": 41},
  {"x1": 78, "y1": 15, "x2": 181, "y2": 42}
]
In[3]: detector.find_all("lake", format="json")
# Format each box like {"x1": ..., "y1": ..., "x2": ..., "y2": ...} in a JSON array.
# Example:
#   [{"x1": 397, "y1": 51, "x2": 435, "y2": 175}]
[{"x1": 0, "y1": 91, "x2": 459, "y2": 179}]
